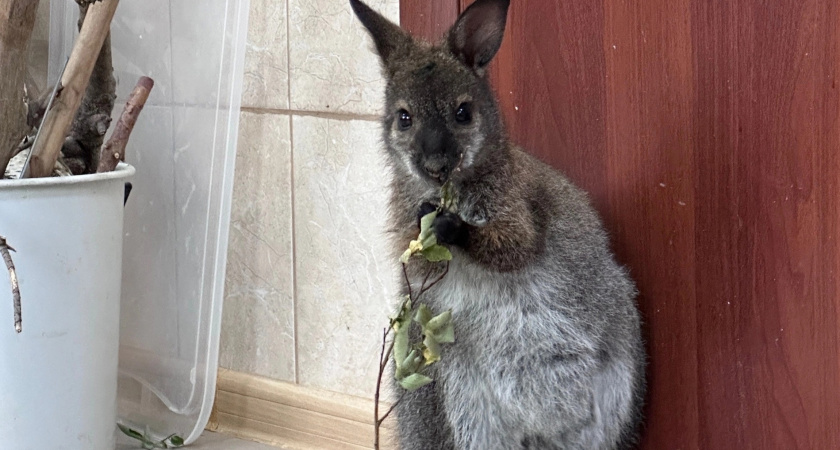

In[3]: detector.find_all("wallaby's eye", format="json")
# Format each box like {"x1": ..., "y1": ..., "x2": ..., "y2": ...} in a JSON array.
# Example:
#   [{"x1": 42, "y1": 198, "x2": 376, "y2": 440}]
[
  {"x1": 397, "y1": 109, "x2": 412, "y2": 131},
  {"x1": 455, "y1": 103, "x2": 472, "y2": 124}
]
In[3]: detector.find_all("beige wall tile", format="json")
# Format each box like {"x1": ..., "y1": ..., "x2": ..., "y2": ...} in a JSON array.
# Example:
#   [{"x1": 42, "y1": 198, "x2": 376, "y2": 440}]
[
  {"x1": 221, "y1": 111, "x2": 295, "y2": 382},
  {"x1": 292, "y1": 115, "x2": 398, "y2": 398},
  {"x1": 288, "y1": 0, "x2": 398, "y2": 115},
  {"x1": 242, "y1": 0, "x2": 290, "y2": 109}
]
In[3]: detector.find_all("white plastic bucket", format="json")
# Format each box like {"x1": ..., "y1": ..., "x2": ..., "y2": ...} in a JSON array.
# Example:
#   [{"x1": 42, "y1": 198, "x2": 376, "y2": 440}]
[{"x1": 0, "y1": 163, "x2": 135, "y2": 450}]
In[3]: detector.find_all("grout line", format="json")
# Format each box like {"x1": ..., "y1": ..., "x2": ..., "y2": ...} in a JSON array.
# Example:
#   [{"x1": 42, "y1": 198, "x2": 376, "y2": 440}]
[
  {"x1": 241, "y1": 106, "x2": 381, "y2": 122},
  {"x1": 286, "y1": 0, "x2": 299, "y2": 386}
]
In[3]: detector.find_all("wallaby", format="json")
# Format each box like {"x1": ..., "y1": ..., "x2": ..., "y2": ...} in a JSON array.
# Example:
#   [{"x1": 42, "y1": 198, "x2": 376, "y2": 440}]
[{"x1": 350, "y1": 0, "x2": 646, "y2": 448}]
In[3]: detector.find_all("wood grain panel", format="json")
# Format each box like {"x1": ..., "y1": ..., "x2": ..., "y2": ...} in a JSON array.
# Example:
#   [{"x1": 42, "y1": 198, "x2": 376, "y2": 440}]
[
  {"x1": 691, "y1": 0, "x2": 840, "y2": 448},
  {"x1": 476, "y1": 0, "x2": 611, "y2": 214},
  {"x1": 602, "y1": 1, "x2": 698, "y2": 448},
  {"x1": 400, "y1": 0, "x2": 840, "y2": 447},
  {"x1": 400, "y1": 0, "x2": 460, "y2": 42}
]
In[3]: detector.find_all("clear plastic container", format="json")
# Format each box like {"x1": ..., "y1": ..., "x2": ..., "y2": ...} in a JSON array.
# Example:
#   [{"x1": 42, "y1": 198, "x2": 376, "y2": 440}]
[{"x1": 48, "y1": 0, "x2": 249, "y2": 444}]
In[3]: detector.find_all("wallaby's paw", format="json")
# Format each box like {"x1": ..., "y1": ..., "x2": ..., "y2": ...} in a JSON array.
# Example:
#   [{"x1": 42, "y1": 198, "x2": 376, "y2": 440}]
[
  {"x1": 459, "y1": 207, "x2": 489, "y2": 227},
  {"x1": 433, "y1": 211, "x2": 470, "y2": 248},
  {"x1": 417, "y1": 202, "x2": 438, "y2": 228}
]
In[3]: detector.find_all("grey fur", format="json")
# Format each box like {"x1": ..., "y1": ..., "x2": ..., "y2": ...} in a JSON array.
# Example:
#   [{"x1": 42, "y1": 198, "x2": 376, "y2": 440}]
[{"x1": 350, "y1": 0, "x2": 646, "y2": 448}]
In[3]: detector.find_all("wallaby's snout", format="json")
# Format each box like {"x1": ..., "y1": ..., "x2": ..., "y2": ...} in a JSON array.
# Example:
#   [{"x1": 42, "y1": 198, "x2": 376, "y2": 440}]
[{"x1": 417, "y1": 124, "x2": 459, "y2": 182}]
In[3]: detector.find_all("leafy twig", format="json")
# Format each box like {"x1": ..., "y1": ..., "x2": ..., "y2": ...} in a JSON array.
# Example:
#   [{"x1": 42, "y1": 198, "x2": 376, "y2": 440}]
[
  {"x1": 117, "y1": 424, "x2": 184, "y2": 449},
  {"x1": 0, "y1": 236, "x2": 21, "y2": 333},
  {"x1": 374, "y1": 256, "x2": 452, "y2": 449},
  {"x1": 373, "y1": 171, "x2": 461, "y2": 449}
]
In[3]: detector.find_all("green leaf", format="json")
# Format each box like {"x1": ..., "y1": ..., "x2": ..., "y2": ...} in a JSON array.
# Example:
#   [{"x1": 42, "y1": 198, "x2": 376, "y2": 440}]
[
  {"x1": 420, "y1": 231, "x2": 438, "y2": 249},
  {"x1": 425, "y1": 310, "x2": 452, "y2": 332},
  {"x1": 423, "y1": 334, "x2": 442, "y2": 364},
  {"x1": 422, "y1": 244, "x2": 452, "y2": 262},
  {"x1": 390, "y1": 296, "x2": 411, "y2": 329},
  {"x1": 420, "y1": 211, "x2": 437, "y2": 234},
  {"x1": 399, "y1": 373, "x2": 433, "y2": 392},
  {"x1": 414, "y1": 304, "x2": 432, "y2": 327},
  {"x1": 167, "y1": 435, "x2": 185, "y2": 447},
  {"x1": 441, "y1": 181, "x2": 457, "y2": 210},
  {"x1": 393, "y1": 320, "x2": 410, "y2": 374},
  {"x1": 399, "y1": 248, "x2": 412, "y2": 264},
  {"x1": 398, "y1": 349, "x2": 423, "y2": 379},
  {"x1": 432, "y1": 322, "x2": 455, "y2": 344},
  {"x1": 118, "y1": 424, "x2": 145, "y2": 441}
]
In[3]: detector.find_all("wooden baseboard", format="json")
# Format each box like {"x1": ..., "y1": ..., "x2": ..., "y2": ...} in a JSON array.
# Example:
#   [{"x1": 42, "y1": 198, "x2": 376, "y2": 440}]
[{"x1": 208, "y1": 368, "x2": 396, "y2": 449}]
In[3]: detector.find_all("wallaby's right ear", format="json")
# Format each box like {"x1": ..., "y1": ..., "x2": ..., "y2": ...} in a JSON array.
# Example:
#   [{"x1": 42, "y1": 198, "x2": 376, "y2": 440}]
[
  {"x1": 350, "y1": 0, "x2": 411, "y2": 70},
  {"x1": 447, "y1": 0, "x2": 510, "y2": 75}
]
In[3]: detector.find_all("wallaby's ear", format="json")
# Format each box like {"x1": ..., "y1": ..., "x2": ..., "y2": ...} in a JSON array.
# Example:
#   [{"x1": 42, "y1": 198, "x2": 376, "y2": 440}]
[
  {"x1": 447, "y1": 0, "x2": 510, "y2": 75},
  {"x1": 350, "y1": 0, "x2": 411, "y2": 68}
]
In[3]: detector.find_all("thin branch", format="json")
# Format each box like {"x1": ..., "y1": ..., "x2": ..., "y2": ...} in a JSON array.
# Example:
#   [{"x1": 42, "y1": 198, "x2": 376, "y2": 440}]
[
  {"x1": 417, "y1": 261, "x2": 450, "y2": 299},
  {"x1": 402, "y1": 263, "x2": 413, "y2": 301},
  {"x1": 374, "y1": 327, "x2": 393, "y2": 450},
  {"x1": 377, "y1": 327, "x2": 387, "y2": 367},
  {"x1": 0, "y1": 236, "x2": 21, "y2": 333},
  {"x1": 419, "y1": 265, "x2": 433, "y2": 295},
  {"x1": 378, "y1": 393, "x2": 405, "y2": 425}
]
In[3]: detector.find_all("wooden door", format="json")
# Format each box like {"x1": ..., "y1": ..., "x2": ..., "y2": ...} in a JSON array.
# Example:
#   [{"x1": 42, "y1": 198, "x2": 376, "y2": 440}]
[{"x1": 401, "y1": 0, "x2": 840, "y2": 448}]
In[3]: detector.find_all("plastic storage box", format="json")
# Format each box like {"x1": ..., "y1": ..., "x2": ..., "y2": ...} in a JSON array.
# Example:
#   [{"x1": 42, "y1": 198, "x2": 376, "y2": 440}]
[{"x1": 48, "y1": 0, "x2": 249, "y2": 444}]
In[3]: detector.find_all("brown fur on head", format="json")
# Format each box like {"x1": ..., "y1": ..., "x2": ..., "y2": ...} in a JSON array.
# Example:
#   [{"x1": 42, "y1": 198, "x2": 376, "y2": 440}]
[{"x1": 350, "y1": 0, "x2": 511, "y2": 188}]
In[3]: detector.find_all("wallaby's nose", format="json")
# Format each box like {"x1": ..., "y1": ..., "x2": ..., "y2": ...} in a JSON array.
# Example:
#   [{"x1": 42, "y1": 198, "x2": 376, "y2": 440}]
[{"x1": 418, "y1": 124, "x2": 454, "y2": 181}]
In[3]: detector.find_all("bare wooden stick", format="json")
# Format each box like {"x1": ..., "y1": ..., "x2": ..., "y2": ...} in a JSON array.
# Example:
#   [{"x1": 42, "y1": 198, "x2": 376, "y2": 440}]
[
  {"x1": 64, "y1": 2, "x2": 116, "y2": 175},
  {"x1": 96, "y1": 76, "x2": 153, "y2": 173},
  {"x1": 0, "y1": 0, "x2": 41, "y2": 175},
  {"x1": 24, "y1": 0, "x2": 120, "y2": 178},
  {"x1": 0, "y1": 236, "x2": 21, "y2": 333}
]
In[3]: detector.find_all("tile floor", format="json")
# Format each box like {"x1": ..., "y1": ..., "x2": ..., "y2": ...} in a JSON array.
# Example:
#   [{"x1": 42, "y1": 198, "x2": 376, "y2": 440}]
[{"x1": 116, "y1": 431, "x2": 277, "y2": 449}]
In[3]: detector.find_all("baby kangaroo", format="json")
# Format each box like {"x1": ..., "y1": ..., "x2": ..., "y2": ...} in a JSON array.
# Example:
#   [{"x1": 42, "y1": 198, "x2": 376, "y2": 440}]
[{"x1": 350, "y1": 0, "x2": 646, "y2": 448}]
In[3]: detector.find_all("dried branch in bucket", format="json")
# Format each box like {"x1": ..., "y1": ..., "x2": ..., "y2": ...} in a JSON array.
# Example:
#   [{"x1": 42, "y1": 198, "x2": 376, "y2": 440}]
[
  {"x1": 0, "y1": 236, "x2": 21, "y2": 333},
  {"x1": 0, "y1": 0, "x2": 41, "y2": 176},
  {"x1": 24, "y1": 0, "x2": 120, "y2": 178},
  {"x1": 97, "y1": 77, "x2": 154, "y2": 173},
  {"x1": 63, "y1": 1, "x2": 117, "y2": 175}
]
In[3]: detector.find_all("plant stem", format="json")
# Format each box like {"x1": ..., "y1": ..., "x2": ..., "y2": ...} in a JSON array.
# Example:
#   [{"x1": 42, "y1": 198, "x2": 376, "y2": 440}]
[
  {"x1": 374, "y1": 327, "x2": 395, "y2": 450},
  {"x1": 378, "y1": 393, "x2": 405, "y2": 424},
  {"x1": 402, "y1": 263, "x2": 413, "y2": 300},
  {"x1": 418, "y1": 262, "x2": 450, "y2": 298}
]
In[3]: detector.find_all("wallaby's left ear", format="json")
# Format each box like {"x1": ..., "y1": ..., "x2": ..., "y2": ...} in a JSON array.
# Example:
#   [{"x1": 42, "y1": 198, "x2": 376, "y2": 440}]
[
  {"x1": 447, "y1": 0, "x2": 510, "y2": 75},
  {"x1": 350, "y1": 0, "x2": 411, "y2": 70}
]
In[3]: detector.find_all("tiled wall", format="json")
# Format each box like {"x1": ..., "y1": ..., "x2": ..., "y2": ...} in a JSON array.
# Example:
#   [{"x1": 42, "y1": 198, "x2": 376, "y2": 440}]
[{"x1": 220, "y1": 0, "x2": 400, "y2": 400}]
